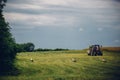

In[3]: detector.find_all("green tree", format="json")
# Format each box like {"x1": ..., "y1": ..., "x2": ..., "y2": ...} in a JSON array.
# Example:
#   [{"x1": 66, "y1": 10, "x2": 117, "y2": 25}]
[
  {"x1": 15, "y1": 43, "x2": 24, "y2": 52},
  {"x1": 0, "y1": 0, "x2": 17, "y2": 75},
  {"x1": 16, "y1": 42, "x2": 35, "y2": 52},
  {"x1": 24, "y1": 42, "x2": 35, "y2": 52}
]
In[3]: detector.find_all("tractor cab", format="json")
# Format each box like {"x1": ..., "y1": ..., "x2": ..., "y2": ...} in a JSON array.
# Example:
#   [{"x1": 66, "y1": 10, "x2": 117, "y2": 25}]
[{"x1": 87, "y1": 45, "x2": 103, "y2": 56}]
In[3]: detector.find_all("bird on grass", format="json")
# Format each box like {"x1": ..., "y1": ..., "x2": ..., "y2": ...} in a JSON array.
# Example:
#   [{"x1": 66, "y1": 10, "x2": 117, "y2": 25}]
[{"x1": 30, "y1": 58, "x2": 34, "y2": 62}]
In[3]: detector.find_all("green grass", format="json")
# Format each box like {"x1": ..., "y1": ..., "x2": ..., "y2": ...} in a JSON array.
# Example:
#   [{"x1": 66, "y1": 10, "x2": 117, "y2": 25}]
[{"x1": 0, "y1": 50, "x2": 120, "y2": 80}]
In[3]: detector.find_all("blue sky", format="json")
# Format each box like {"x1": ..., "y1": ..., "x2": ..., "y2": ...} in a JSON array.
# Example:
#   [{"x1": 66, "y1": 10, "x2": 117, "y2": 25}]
[{"x1": 3, "y1": 0, "x2": 120, "y2": 49}]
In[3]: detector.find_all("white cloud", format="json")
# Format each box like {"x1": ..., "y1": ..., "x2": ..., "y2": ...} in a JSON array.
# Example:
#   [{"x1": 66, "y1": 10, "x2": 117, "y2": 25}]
[
  {"x1": 7, "y1": 0, "x2": 120, "y2": 10},
  {"x1": 42, "y1": 0, "x2": 68, "y2": 6},
  {"x1": 4, "y1": 12, "x2": 76, "y2": 28},
  {"x1": 79, "y1": 28, "x2": 84, "y2": 32},
  {"x1": 4, "y1": 0, "x2": 120, "y2": 30},
  {"x1": 114, "y1": 40, "x2": 120, "y2": 43},
  {"x1": 40, "y1": 0, "x2": 119, "y2": 9},
  {"x1": 4, "y1": 12, "x2": 29, "y2": 21},
  {"x1": 97, "y1": 27, "x2": 103, "y2": 31},
  {"x1": 6, "y1": 3, "x2": 45, "y2": 10}
]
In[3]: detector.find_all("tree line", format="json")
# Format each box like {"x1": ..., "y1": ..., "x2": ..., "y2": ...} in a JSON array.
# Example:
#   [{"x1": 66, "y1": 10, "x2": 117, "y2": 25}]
[
  {"x1": 34, "y1": 48, "x2": 69, "y2": 51},
  {"x1": 15, "y1": 43, "x2": 69, "y2": 52},
  {"x1": 16, "y1": 42, "x2": 35, "y2": 52}
]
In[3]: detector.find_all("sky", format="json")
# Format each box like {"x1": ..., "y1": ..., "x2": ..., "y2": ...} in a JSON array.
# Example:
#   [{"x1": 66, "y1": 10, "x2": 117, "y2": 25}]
[{"x1": 3, "y1": 0, "x2": 120, "y2": 49}]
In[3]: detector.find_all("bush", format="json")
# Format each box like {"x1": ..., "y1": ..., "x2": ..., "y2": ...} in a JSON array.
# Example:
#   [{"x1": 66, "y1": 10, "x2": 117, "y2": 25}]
[{"x1": 0, "y1": 0, "x2": 17, "y2": 75}]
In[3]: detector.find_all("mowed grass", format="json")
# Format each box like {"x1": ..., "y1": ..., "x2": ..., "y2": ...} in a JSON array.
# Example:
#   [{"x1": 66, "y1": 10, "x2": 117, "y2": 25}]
[{"x1": 0, "y1": 50, "x2": 120, "y2": 80}]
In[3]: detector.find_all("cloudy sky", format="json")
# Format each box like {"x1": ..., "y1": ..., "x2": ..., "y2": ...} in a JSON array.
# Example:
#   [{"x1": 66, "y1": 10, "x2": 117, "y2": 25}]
[{"x1": 3, "y1": 0, "x2": 120, "y2": 49}]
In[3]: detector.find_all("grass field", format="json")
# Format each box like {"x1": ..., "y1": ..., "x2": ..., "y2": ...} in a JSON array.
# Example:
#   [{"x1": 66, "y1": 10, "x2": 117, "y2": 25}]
[
  {"x1": 102, "y1": 47, "x2": 120, "y2": 52},
  {"x1": 0, "y1": 50, "x2": 120, "y2": 80}
]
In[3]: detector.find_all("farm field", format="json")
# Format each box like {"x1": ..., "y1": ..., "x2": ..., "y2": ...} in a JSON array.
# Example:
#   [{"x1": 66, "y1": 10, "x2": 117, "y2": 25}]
[{"x1": 0, "y1": 50, "x2": 120, "y2": 80}]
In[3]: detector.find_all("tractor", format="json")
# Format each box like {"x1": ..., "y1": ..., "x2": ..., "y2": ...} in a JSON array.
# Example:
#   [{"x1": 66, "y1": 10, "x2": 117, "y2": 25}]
[{"x1": 87, "y1": 45, "x2": 103, "y2": 56}]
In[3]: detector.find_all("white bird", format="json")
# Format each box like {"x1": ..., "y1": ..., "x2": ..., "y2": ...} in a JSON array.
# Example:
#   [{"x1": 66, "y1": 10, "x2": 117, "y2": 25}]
[
  {"x1": 102, "y1": 58, "x2": 106, "y2": 62},
  {"x1": 30, "y1": 58, "x2": 34, "y2": 62},
  {"x1": 72, "y1": 58, "x2": 77, "y2": 62}
]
